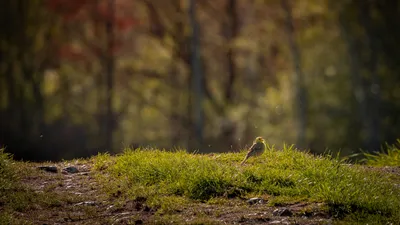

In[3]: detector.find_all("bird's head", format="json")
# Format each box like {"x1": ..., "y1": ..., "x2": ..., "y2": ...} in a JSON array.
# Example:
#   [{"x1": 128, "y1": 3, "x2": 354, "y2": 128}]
[{"x1": 254, "y1": 137, "x2": 265, "y2": 143}]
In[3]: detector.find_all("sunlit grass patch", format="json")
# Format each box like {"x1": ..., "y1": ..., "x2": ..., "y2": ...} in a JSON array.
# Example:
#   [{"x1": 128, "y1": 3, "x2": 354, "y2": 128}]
[
  {"x1": 100, "y1": 149, "x2": 239, "y2": 201},
  {"x1": 92, "y1": 145, "x2": 400, "y2": 223},
  {"x1": 362, "y1": 139, "x2": 400, "y2": 166}
]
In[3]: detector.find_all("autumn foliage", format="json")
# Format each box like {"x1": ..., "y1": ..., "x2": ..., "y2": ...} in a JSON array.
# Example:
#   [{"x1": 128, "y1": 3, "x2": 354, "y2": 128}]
[{"x1": 46, "y1": 0, "x2": 137, "y2": 60}]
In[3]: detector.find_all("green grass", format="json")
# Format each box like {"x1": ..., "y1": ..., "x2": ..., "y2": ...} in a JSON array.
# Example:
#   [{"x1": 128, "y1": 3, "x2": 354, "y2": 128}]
[
  {"x1": 0, "y1": 148, "x2": 21, "y2": 224},
  {"x1": 0, "y1": 148, "x2": 17, "y2": 191},
  {"x1": 362, "y1": 139, "x2": 400, "y2": 166},
  {"x1": 92, "y1": 145, "x2": 400, "y2": 224}
]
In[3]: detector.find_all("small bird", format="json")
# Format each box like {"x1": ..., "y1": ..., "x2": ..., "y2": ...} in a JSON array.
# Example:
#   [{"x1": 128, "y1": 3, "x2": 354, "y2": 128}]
[{"x1": 241, "y1": 137, "x2": 266, "y2": 165}]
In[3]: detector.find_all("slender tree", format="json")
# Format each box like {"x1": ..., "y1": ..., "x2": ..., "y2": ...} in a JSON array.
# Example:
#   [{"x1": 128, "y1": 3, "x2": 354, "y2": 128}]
[
  {"x1": 281, "y1": 0, "x2": 307, "y2": 149},
  {"x1": 221, "y1": 0, "x2": 239, "y2": 148},
  {"x1": 337, "y1": 1, "x2": 381, "y2": 152},
  {"x1": 105, "y1": 0, "x2": 115, "y2": 151},
  {"x1": 224, "y1": 0, "x2": 238, "y2": 104},
  {"x1": 188, "y1": 0, "x2": 204, "y2": 149},
  {"x1": 358, "y1": 0, "x2": 381, "y2": 151},
  {"x1": 338, "y1": 11, "x2": 369, "y2": 149}
]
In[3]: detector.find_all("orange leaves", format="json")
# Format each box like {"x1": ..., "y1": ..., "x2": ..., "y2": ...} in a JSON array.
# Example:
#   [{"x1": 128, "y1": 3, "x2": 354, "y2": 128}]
[
  {"x1": 45, "y1": 0, "x2": 138, "y2": 32},
  {"x1": 58, "y1": 44, "x2": 86, "y2": 61},
  {"x1": 116, "y1": 17, "x2": 137, "y2": 31},
  {"x1": 45, "y1": 0, "x2": 90, "y2": 20},
  {"x1": 46, "y1": 0, "x2": 138, "y2": 61}
]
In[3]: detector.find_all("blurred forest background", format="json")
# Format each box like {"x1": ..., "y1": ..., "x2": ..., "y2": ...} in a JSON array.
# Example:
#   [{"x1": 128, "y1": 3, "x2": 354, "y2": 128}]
[{"x1": 1, "y1": 0, "x2": 400, "y2": 161}]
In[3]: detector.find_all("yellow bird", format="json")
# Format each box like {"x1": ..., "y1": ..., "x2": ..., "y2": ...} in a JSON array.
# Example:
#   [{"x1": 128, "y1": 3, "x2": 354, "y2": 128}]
[{"x1": 241, "y1": 137, "x2": 266, "y2": 165}]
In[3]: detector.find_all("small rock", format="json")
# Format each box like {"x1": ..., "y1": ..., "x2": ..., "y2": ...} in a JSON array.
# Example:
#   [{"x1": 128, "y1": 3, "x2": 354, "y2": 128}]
[
  {"x1": 135, "y1": 219, "x2": 143, "y2": 224},
  {"x1": 313, "y1": 212, "x2": 330, "y2": 218},
  {"x1": 74, "y1": 201, "x2": 96, "y2": 206},
  {"x1": 247, "y1": 197, "x2": 265, "y2": 205},
  {"x1": 63, "y1": 166, "x2": 79, "y2": 174},
  {"x1": 38, "y1": 166, "x2": 58, "y2": 173},
  {"x1": 273, "y1": 208, "x2": 293, "y2": 217}
]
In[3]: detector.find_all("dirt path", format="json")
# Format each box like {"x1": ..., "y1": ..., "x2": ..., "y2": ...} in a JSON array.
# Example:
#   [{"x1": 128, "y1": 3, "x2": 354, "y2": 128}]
[{"x1": 18, "y1": 162, "x2": 150, "y2": 224}]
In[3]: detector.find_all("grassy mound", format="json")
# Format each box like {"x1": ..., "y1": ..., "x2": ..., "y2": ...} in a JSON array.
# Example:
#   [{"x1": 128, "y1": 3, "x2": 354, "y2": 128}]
[{"x1": 93, "y1": 145, "x2": 400, "y2": 223}]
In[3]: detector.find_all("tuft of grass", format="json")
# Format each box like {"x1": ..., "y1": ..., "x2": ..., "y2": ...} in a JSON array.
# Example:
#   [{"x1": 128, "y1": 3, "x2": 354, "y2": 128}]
[
  {"x1": 0, "y1": 148, "x2": 17, "y2": 191},
  {"x1": 92, "y1": 145, "x2": 400, "y2": 223},
  {"x1": 0, "y1": 149, "x2": 32, "y2": 224},
  {"x1": 362, "y1": 139, "x2": 400, "y2": 166},
  {"x1": 92, "y1": 152, "x2": 113, "y2": 171}
]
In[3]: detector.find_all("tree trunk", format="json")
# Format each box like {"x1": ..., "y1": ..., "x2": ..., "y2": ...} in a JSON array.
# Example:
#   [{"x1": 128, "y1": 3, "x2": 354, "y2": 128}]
[
  {"x1": 105, "y1": 0, "x2": 115, "y2": 151},
  {"x1": 170, "y1": 0, "x2": 185, "y2": 147},
  {"x1": 281, "y1": 0, "x2": 307, "y2": 149},
  {"x1": 93, "y1": 0, "x2": 105, "y2": 149},
  {"x1": 338, "y1": 2, "x2": 381, "y2": 152},
  {"x1": 188, "y1": 0, "x2": 204, "y2": 149},
  {"x1": 358, "y1": 0, "x2": 381, "y2": 151},
  {"x1": 338, "y1": 14, "x2": 369, "y2": 150},
  {"x1": 224, "y1": 0, "x2": 238, "y2": 104},
  {"x1": 220, "y1": 0, "x2": 240, "y2": 149}
]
